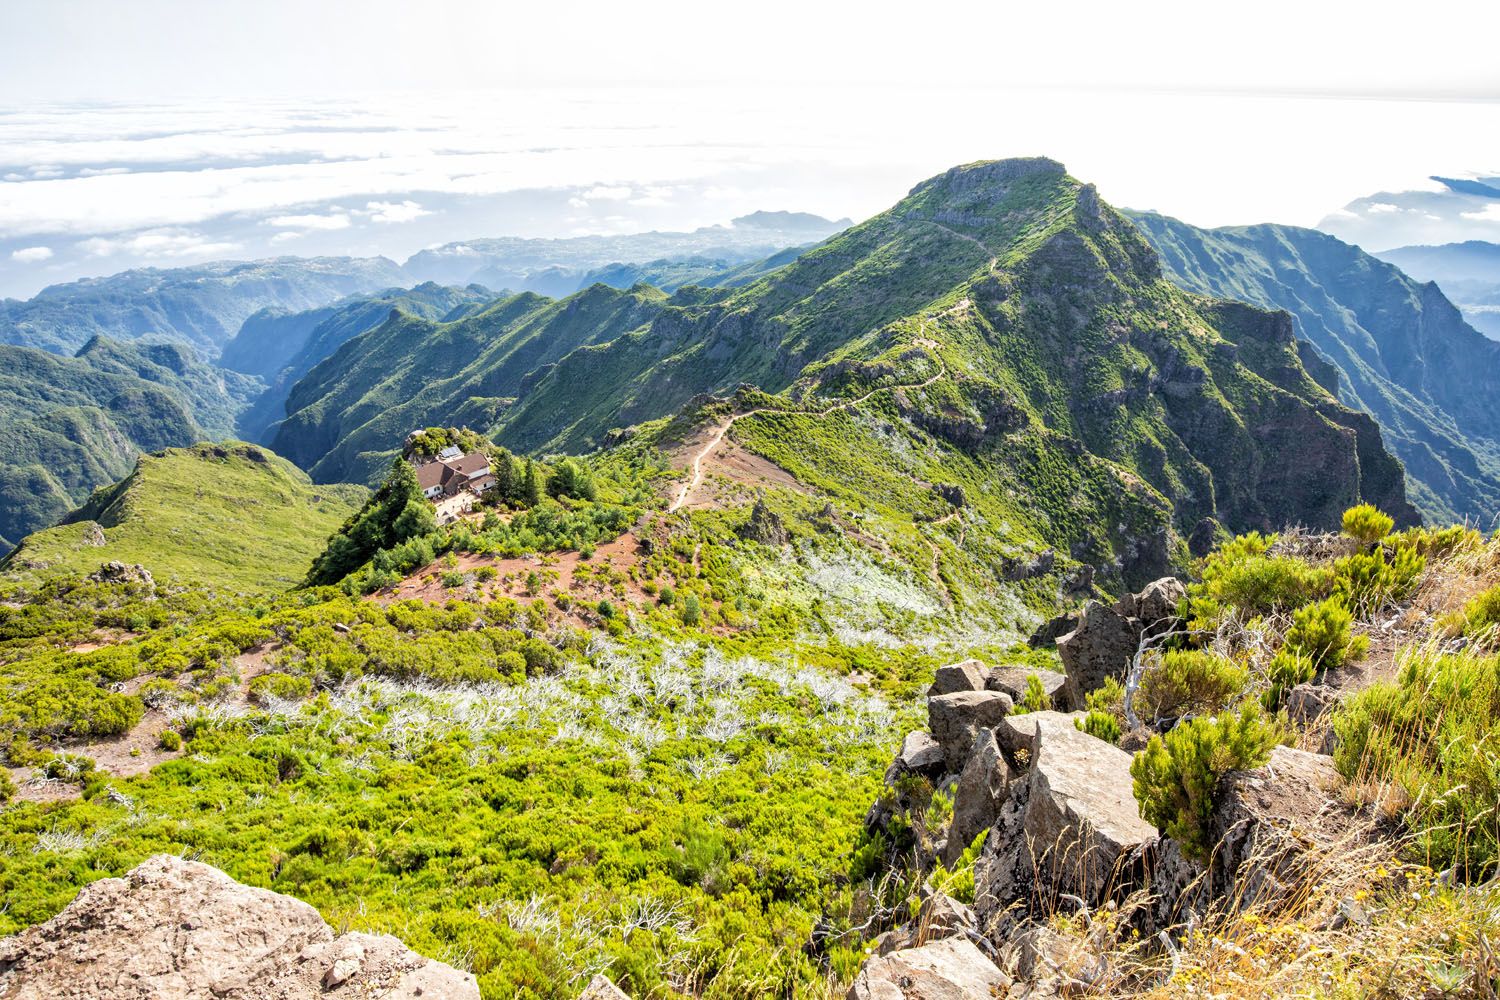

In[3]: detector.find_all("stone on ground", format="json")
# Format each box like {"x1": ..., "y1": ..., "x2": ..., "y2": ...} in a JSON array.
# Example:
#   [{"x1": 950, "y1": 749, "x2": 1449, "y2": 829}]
[
  {"x1": 929, "y1": 690, "x2": 1013, "y2": 768},
  {"x1": 928, "y1": 659, "x2": 988, "y2": 697},
  {"x1": 846, "y1": 937, "x2": 1010, "y2": 999}
]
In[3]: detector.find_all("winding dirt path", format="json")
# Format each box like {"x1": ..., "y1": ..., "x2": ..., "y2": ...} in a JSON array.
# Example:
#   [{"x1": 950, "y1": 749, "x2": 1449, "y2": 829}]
[{"x1": 668, "y1": 321, "x2": 950, "y2": 513}]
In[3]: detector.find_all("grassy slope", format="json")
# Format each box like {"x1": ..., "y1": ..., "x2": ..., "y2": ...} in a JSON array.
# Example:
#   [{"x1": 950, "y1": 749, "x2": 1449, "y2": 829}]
[
  {"x1": 1130, "y1": 211, "x2": 1500, "y2": 524},
  {"x1": 0, "y1": 443, "x2": 367, "y2": 593},
  {"x1": 271, "y1": 284, "x2": 668, "y2": 484},
  {"x1": 0, "y1": 338, "x2": 267, "y2": 550}
]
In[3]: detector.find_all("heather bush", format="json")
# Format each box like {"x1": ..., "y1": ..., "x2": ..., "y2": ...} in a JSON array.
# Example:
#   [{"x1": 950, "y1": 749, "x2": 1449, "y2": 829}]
[
  {"x1": 1130, "y1": 704, "x2": 1281, "y2": 862},
  {"x1": 1137, "y1": 649, "x2": 1247, "y2": 721},
  {"x1": 1341, "y1": 504, "x2": 1395, "y2": 545}
]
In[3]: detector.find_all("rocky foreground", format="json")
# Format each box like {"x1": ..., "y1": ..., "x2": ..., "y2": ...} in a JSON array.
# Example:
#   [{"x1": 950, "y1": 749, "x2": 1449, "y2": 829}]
[
  {"x1": 848, "y1": 576, "x2": 1372, "y2": 998},
  {"x1": 0, "y1": 855, "x2": 480, "y2": 999}
]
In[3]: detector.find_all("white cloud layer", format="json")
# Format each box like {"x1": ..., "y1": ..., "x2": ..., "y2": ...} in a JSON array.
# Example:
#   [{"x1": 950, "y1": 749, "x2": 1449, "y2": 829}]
[{"x1": 10, "y1": 245, "x2": 53, "y2": 262}]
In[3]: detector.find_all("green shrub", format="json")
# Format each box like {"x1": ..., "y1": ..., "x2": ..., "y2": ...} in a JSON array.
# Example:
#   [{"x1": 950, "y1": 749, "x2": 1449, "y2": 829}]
[
  {"x1": 1264, "y1": 597, "x2": 1367, "y2": 708},
  {"x1": 0, "y1": 768, "x2": 13, "y2": 804},
  {"x1": 1333, "y1": 651, "x2": 1500, "y2": 880},
  {"x1": 1130, "y1": 704, "x2": 1281, "y2": 862},
  {"x1": 680, "y1": 593, "x2": 702, "y2": 627},
  {"x1": 1283, "y1": 597, "x2": 1367, "y2": 673},
  {"x1": 1333, "y1": 545, "x2": 1425, "y2": 615},
  {"x1": 929, "y1": 829, "x2": 987, "y2": 904},
  {"x1": 1342, "y1": 504, "x2": 1395, "y2": 545},
  {"x1": 1076, "y1": 677, "x2": 1125, "y2": 743},
  {"x1": 1137, "y1": 649, "x2": 1248, "y2": 721},
  {"x1": 659, "y1": 586, "x2": 676, "y2": 607},
  {"x1": 1446, "y1": 585, "x2": 1500, "y2": 647},
  {"x1": 248, "y1": 672, "x2": 314, "y2": 705},
  {"x1": 1016, "y1": 674, "x2": 1052, "y2": 714},
  {"x1": 1077, "y1": 709, "x2": 1122, "y2": 744},
  {"x1": 157, "y1": 729, "x2": 182, "y2": 751},
  {"x1": 1186, "y1": 532, "x2": 1333, "y2": 629}
]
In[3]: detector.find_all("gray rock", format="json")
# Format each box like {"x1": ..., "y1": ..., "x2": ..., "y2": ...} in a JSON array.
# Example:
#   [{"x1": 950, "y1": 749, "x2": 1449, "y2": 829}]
[
  {"x1": 916, "y1": 888, "x2": 977, "y2": 940},
  {"x1": 894, "y1": 730, "x2": 948, "y2": 778},
  {"x1": 579, "y1": 974, "x2": 631, "y2": 999},
  {"x1": 87, "y1": 560, "x2": 155, "y2": 591},
  {"x1": 0, "y1": 854, "x2": 479, "y2": 1000},
  {"x1": 1114, "y1": 577, "x2": 1186, "y2": 626},
  {"x1": 994, "y1": 710, "x2": 1083, "y2": 764},
  {"x1": 975, "y1": 715, "x2": 1156, "y2": 928},
  {"x1": 985, "y1": 666, "x2": 1069, "y2": 710},
  {"x1": 1140, "y1": 746, "x2": 1359, "y2": 934},
  {"x1": 929, "y1": 690, "x2": 1013, "y2": 769},
  {"x1": 928, "y1": 659, "x2": 988, "y2": 697},
  {"x1": 1057, "y1": 601, "x2": 1141, "y2": 705},
  {"x1": 943, "y1": 729, "x2": 1012, "y2": 866},
  {"x1": 846, "y1": 937, "x2": 1010, "y2": 1000},
  {"x1": 1284, "y1": 683, "x2": 1339, "y2": 727}
]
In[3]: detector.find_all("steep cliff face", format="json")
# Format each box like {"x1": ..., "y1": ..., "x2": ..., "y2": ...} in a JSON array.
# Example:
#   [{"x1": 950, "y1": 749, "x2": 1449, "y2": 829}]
[{"x1": 1131, "y1": 212, "x2": 1500, "y2": 524}]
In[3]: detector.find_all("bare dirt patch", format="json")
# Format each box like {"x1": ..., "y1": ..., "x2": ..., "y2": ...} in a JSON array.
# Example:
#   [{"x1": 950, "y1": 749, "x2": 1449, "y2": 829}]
[
  {"x1": 375, "y1": 531, "x2": 654, "y2": 629},
  {"x1": 7, "y1": 641, "x2": 285, "y2": 804}
]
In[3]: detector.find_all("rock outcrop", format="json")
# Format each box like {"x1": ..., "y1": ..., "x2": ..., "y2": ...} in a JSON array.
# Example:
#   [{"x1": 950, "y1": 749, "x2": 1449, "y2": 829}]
[
  {"x1": 928, "y1": 690, "x2": 1013, "y2": 769},
  {"x1": 975, "y1": 714, "x2": 1156, "y2": 929},
  {"x1": 846, "y1": 938, "x2": 1010, "y2": 1000},
  {"x1": 0, "y1": 855, "x2": 479, "y2": 1000},
  {"x1": 1056, "y1": 601, "x2": 1141, "y2": 706}
]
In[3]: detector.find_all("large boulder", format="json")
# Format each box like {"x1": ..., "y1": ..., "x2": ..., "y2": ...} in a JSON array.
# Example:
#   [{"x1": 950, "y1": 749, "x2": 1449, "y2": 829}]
[
  {"x1": 892, "y1": 731, "x2": 948, "y2": 778},
  {"x1": 994, "y1": 710, "x2": 1084, "y2": 764},
  {"x1": 1056, "y1": 601, "x2": 1141, "y2": 705},
  {"x1": 928, "y1": 691, "x2": 1013, "y2": 769},
  {"x1": 0, "y1": 854, "x2": 479, "y2": 1000},
  {"x1": 942, "y1": 729, "x2": 1012, "y2": 866},
  {"x1": 1141, "y1": 746, "x2": 1365, "y2": 933},
  {"x1": 1113, "y1": 577, "x2": 1186, "y2": 627},
  {"x1": 975, "y1": 715, "x2": 1156, "y2": 929},
  {"x1": 928, "y1": 660, "x2": 988, "y2": 698},
  {"x1": 846, "y1": 937, "x2": 1010, "y2": 1000}
]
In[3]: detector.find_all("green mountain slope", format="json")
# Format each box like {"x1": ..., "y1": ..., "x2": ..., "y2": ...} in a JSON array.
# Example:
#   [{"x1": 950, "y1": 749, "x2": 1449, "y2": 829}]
[
  {"x1": 228, "y1": 283, "x2": 498, "y2": 443},
  {"x1": 270, "y1": 283, "x2": 668, "y2": 483},
  {"x1": 0, "y1": 338, "x2": 264, "y2": 550},
  {"x1": 0, "y1": 256, "x2": 407, "y2": 358},
  {"x1": 1376, "y1": 240, "x2": 1500, "y2": 340},
  {"x1": 272, "y1": 159, "x2": 1414, "y2": 590},
  {"x1": 1130, "y1": 213, "x2": 1500, "y2": 523},
  {"x1": 0, "y1": 442, "x2": 367, "y2": 592}
]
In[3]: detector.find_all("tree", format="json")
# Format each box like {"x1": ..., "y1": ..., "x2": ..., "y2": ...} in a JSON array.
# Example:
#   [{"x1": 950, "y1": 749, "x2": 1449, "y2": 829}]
[
  {"x1": 546, "y1": 458, "x2": 596, "y2": 501},
  {"x1": 494, "y1": 449, "x2": 520, "y2": 503},
  {"x1": 306, "y1": 458, "x2": 433, "y2": 586},
  {"x1": 522, "y1": 458, "x2": 544, "y2": 508}
]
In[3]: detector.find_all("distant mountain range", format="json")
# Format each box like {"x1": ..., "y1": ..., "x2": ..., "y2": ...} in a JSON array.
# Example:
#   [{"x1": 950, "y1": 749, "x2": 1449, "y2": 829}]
[
  {"x1": 1376, "y1": 241, "x2": 1500, "y2": 340},
  {"x1": 1129, "y1": 213, "x2": 1500, "y2": 525},
  {"x1": 0, "y1": 257, "x2": 407, "y2": 358},
  {"x1": 402, "y1": 211, "x2": 848, "y2": 291}
]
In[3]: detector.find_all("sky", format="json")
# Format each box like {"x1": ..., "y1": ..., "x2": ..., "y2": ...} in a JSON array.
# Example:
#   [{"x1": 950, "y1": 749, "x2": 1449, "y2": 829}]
[{"x1": 1, "y1": 0, "x2": 1498, "y2": 297}]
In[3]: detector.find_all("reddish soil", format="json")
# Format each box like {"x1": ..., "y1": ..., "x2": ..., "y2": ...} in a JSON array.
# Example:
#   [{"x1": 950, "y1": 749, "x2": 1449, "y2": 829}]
[{"x1": 375, "y1": 531, "x2": 656, "y2": 629}]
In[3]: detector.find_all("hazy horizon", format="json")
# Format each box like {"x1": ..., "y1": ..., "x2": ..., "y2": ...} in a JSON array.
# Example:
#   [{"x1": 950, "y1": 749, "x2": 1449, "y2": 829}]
[{"x1": 2, "y1": 1, "x2": 1498, "y2": 297}]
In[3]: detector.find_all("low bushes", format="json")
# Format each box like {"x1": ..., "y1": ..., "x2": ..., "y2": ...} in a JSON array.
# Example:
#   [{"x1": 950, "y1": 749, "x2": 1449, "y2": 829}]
[
  {"x1": 1334, "y1": 650, "x2": 1500, "y2": 880},
  {"x1": 1130, "y1": 704, "x2": 1281, "y2": 862},
  {"x1": 1137, "y1": 649, "x2": 1247, "y2": 721}
]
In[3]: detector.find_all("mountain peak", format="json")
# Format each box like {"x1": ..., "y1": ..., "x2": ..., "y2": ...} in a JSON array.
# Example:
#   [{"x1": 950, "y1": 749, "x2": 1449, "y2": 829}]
[{"x1": 908, "y1": 157, "x2": 1067, "y2": 197}]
